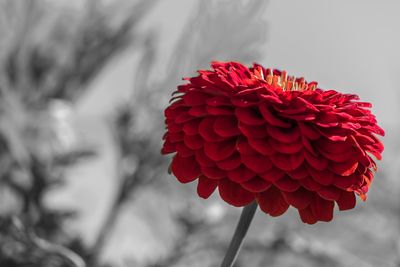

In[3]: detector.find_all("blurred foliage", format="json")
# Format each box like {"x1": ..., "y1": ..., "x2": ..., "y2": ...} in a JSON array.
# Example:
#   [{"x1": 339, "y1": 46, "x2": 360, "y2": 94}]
[
  {"x1": 0, "y1": 0, "x2": 156, "y2": 266},
  {"x1": 0, "y1": 216, "x2": 85, "y2": 267},
  {"x1": 0, "y1": 0, "x2": 399, "y2": 267}
]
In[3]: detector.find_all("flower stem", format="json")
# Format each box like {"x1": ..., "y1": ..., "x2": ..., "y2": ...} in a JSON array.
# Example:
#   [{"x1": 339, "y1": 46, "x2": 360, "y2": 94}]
[{"x1": 220, "y1": 201, "x2": 258, "y2": 267}]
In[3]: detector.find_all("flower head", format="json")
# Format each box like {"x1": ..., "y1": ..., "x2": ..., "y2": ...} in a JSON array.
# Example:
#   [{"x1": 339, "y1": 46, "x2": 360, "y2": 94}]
[{"x1": 162, "y1": 61, "x2": 384, "y2": 224}]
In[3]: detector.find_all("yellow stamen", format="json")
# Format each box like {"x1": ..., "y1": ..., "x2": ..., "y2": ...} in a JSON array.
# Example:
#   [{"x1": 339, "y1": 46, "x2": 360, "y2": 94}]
[
  {"x1": 266, "y1": 69, "x2": 273, "y2": 84},
  {"x1": 265, "y1": 70, "x2": 317, "y2": 92}
]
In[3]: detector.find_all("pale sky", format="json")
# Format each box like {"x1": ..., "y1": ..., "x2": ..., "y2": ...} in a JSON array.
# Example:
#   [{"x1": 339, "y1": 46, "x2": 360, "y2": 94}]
[{"x1": 78, "y1": 0, "x2": 400, "y2": 129}]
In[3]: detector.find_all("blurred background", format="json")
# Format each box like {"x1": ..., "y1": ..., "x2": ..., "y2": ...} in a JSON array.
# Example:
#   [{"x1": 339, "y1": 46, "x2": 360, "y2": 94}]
[{"x1": 0, "y1": 0, "x2": 399, "y2": 266}]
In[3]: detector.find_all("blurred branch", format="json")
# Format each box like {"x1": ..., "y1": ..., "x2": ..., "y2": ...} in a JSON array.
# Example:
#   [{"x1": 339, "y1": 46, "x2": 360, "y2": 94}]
[
  {"x1": 0, "y1": 0, "x2": 157, "y2": 266},
  {"x1": 0, "y1": 0, "x2": 156, "y2": 107},
  {"x1": 0, "y1": 216, "x2": 85, "y2": 267},
  {"x1": 89, "y1": 106, "x2": 165, "y2": 265}
]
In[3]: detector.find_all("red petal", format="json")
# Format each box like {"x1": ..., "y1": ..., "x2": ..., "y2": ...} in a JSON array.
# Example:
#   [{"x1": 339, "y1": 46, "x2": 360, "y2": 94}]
[
  {"x1": 183, "y1": 134, "x2": 203, "y2": 149},
  {"x1": 236, "y1": 137, "x2": 258, "y2": 155},
  {"x1": 269, "y1": 138, "x2": 303, "y2": 154},
  {"x1": 188, "y1": 106, "x2": 208, "y2": 117},
  {"x1": 235, "y1": 107, "x2": 265, "y2": 125},
  {"x1": 241, "y1": 154, "x2": 273, "y2": 173},
  {"x1": 197, "y1": 176, "x2": 218, "y2": 199},
  {"x1": 267, "y1": 125, "x2": 300, "y2": 143},
  {"x1": 357, "y1": 153, "x2": 372, "y2": 168},
  {"x1": 270, "y1": 152, "x2": 304, "y2": 171},
  {"x1": 195, "y1": 149, "x2": 214, "y2": 167},
  {"x1": 336, "y1": 191, "x2": 356, "y2": 210},
  {"x1": 247, "y1": 138, "x2": 275, "y2": 156},
  {"x1": 257, "y1": 186, "x2": 289, "y2": 216},
  {"x1": 295, "y1": 97, "x2": 319, "y2": 112},
  {"x1": 274, "y1": 176, "x2": 301, "y2": 192},
  {"x1": 310, "y1": 196, "x2": 334, "y2": 222},
  {"x1": 259, "y1": 94, "x2": 283, "y2": 104},
  {"x1": 298, "y1": 206, "x2": 318, "y2": 224},
  {"x1": 333, "y1": 174, "x2": 358, "y2": 189},
  {"x1": 365, "y1": 146, "x2": 382, "y2": 161},
  {"x1": 300, "y1": 176, "x2": 322, "y2": 191},
  {"x1": 183, "y1": 91, "x2": 209, "y2": 106},
  {"x1": 276, "y1": 96, "x2": 318, "y2": 114},
  {"x1": 354, "y1": 132, "x2": 375, "y2": 145},
  {"x1": 316, "y1": 138, "x2": 349, "y2": 154},
  {"x1": 175, "y1": 143, "x2": 194, "y2": 157},
  {"x1": 317, "y1": 186, "x2": 342, "y2": 201},
  {"x1": 355, "y1": 136, "x2": 373, "y2": 157},
  {"x1": 227, "y1": 165, "x2": 256, "y2": 183},
  {"x1": 288, "y1": 164, "x2": 309, "y2": 180},
  {"x1": 330, "y1": 161, "x2": 358, "y2": 176},
  {"x1": 315, "y1": 112, "x2": 339, "y2": 127},
  {"x1": 304, "y1": 150, "x2": 328, "y2": 170},
  {"x1": 201, "y1": 165, "x2": 226, "y2": 179},
  {"x1": 282, "y1": 187, "x2": 313, "y2": 210},
  {"x1": 165, "y1": 105, "x2": 187, "y2": 119},
  {"x1": 199, "y1": 117, "x2": 224, "y2": 142},
  {"x1": 183, "y1": 119, "x2": 201, "y2": 135},
  {"x1": 161, "y1": 140, "x2": 175, "y2": 154},
  {"x1": 259, "y1": 104, "x2": 291, "y2": 128},
  {"x1": 318, "y1": 149, "x2": 356, "y2": 163},
  {"x1": 175, "y1": 112, "x2": 196, "y2": 124},
  {"x1": 317, "y1": 127, "x2": 349, "y2": 141},
  {"x1": 216, "y1": 153, "x2": 242, "y2": 171},
  {"x1": 207, "y1": 96, "x2": 231, "y2": 107},
  {"x1": 301, "y1": 136, "x2": 317, "y2": 156},
  {"x1": 204, "y1": 140, "x2": 236, "y2": 161},
  {"x1": 207, "y1": 106, "x2": 234, "y2": 115},
  {"x1": 260, "y1": 168, "x2": 285, "y2": 182},
  {"x1": 218, "y1": 179, "x2": 254, "y2": 207},
  {"x1": 214, "y1": 116, "x2": 240, "y2": 137},
  {"x1": 308, "y1": 168, "x2": 334, "y2": 185},
  {"x1": 231, "y1": 96, "x2": 260, "y2": 107},
  {"x1": 298, "y1": 122, "x2": 320, "y2": 140},
  {"x1": 168, "y1": 132, "x2": 184, "y2": 143},
  {"x1": 166, "y1": 121, "x2": 182, "y2": 134},
  {"x1": 241, "y1": 177, "x2": 272, "y2": 193},
  {"x1": 171, "y1": 155, "x2": 201, "y2": 183},
  {"x1": 238, "y1": 122, "x2": 268, "y2": 139},
  {"x1": 280, "y1": 113, "x2": 316, "y2": 121}
]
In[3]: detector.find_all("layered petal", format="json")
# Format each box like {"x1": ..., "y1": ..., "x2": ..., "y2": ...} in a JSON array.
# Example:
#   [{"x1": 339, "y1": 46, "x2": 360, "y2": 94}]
[{"x1": 162, "y1": 61, "x2": 384, "y2": 224}]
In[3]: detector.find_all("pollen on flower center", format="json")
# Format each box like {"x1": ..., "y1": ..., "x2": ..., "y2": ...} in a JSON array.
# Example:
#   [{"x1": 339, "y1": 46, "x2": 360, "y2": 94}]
[{"x1": 264, "y1": 69, "x2": 318, "y2": 92}]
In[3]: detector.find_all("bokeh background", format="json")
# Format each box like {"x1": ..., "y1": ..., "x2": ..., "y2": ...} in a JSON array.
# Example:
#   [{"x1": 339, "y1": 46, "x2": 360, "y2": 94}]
[{"x1": 0, "y1": 0, "x2": 399, "y2": 266}]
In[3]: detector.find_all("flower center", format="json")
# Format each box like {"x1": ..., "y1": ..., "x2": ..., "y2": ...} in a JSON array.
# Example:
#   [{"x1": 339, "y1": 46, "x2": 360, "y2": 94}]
[{"x1": 265, "y1": 69, "x2": 318, "y2": 91}]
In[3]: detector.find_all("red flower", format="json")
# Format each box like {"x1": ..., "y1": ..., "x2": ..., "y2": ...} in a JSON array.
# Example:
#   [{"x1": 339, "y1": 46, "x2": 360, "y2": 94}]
[{"x1": 162, "y1": 61, "x2": 384, "y2": 224}]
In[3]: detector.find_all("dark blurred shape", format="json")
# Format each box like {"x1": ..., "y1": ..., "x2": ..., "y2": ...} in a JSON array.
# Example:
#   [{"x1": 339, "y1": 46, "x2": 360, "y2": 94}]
[{"x1": 0, "y1": 216, "x2": 84, "y2": 267}]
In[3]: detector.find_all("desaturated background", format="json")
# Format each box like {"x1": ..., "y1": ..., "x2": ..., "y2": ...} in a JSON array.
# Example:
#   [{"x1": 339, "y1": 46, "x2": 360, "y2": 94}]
[{"x1": 0, "y1": 0, "x2": 399, "y2": 266}]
